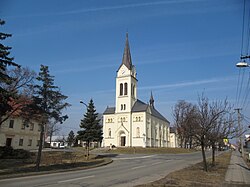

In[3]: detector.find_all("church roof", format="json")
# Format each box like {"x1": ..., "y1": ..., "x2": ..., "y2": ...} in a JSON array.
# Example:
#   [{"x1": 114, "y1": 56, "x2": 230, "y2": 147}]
[
  {"x1": 132, "y1": 99, "x2": 169, "y2": 123},
  {"x1": 103, "y1": 100, "x2": 169, "y2": 123},
  {"x1": 103, "y1": 107, "x2": 115, "y2": 114},
  {"x1": 119, "y1": 33, "x2": 133, "y2": 70}
]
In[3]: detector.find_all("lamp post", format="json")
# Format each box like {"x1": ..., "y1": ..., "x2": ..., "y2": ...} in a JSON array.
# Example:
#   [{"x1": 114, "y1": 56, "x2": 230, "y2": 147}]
[
  {"x1": 235, "y1": 57, "x2": 249, "y2": 157},
  {"x1": 79, "y1": 100, "x2": 89, "y2": 158},
  {"x1": 80, "y1": 100, "x2": 88, "y2": 108}
]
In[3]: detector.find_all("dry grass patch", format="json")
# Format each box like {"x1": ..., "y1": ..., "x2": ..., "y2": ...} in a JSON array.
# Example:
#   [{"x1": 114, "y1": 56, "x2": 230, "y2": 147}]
[
  {"x1": 138, "y1": 151, "x2": 231, "y2": 187},
  {"x1": 0, "y1": 150, "x2": 111, "y2": 178},
  {"x1": 107, "y1": 147, "x2": 196, "y2": 154}
]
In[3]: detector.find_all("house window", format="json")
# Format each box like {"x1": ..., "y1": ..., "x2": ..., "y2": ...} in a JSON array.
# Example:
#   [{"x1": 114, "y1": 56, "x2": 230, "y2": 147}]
[
  {"x1": 120, "y1": 83, "x2": 123, "y2": 96},
  {"x1": 124, "y1": 83, "x2": 128, "y2": 95},
  {"x1": 124, "y1": 104, "x2": 126, "y2": 110},
  {"x1": 37, "y1": 140, "x2": 40, "y2": 147},
  {"x1": 21, "y1": 123, "x2": 25, "y2": 130},
  {"x1": 123, "y1": 117, "x2": 125, "y2": 122},
  {"x1": 121, "y1": 104, "x2": 123, "y2": 110},
  {"x1": 108, "y1": 128, "x2": 111, "y2": 137},
  {"x1": 136, "y1": 127, "x2": 140, "y2": 137},
  {"x1": 9, "y1": 120, "x2": 14, "y2": 128},
  {"x1": 28, "y1": 139, "x2": 32, "y2": 146},
  {"x1": 38, "y1": 124, "x2": 42, "y2": 132},
  {"x1": 19, "y1": 139, "x2": 23, "y2": 146},
  {"x1": 30, "y1": 123, "x2": 34, "y2": 131},
  {"x1": 6, "y1": 138, "x2": 12, "y2": 146}
]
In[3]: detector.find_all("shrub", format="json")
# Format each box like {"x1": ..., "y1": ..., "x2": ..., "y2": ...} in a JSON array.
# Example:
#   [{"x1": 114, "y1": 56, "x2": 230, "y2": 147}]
[
  {"x1": 0, "y1": 146, "x2": 30, "y2": 159},
  {"x1": 0, "y1": 146, "x2": 14, "y2": 159},
  {"x1": 12, "y1": 149, "x2": 30, "y2": 159}
]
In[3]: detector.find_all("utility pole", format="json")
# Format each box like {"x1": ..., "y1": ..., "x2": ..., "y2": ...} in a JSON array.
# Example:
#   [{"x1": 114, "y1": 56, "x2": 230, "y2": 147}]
[{"x1": 235, "y1": 108, "x2": 244, "y2": 157}]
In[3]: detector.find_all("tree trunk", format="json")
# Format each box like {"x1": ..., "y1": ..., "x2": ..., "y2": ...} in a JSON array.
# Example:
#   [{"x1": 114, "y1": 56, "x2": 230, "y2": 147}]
[
  {"x1": 36, "y1": 124, "x2": 44, "y2": 171},
  {"x1": 212, "y1": 143, "x2": 216, "y2": 166},
  {"x1": 201, "y1": 141, "x2": 208, "y2": 171},
  {"x1": 49, "y1": 132, "x2": 52, "y2": 147},
  {"x1": 189, "y1": 137, "x2": 193, "y2": 149}
]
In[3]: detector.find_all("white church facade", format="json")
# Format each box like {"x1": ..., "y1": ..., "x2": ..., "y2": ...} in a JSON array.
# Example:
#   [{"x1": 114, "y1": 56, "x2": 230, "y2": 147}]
[{"x1": 103, "y1": 34, "x2": 170, "y2": 148}]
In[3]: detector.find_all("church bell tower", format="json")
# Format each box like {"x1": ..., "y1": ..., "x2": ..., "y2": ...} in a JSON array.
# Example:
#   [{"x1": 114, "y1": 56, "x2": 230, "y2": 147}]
[{"x1": 115, "y1": 33, "x2": 137, "y2": 113}]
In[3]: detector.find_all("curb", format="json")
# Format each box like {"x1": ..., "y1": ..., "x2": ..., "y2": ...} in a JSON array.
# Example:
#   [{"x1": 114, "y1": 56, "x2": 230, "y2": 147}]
[{"x1": 0, "y1": 158, "x2": 113, "y2": 180}]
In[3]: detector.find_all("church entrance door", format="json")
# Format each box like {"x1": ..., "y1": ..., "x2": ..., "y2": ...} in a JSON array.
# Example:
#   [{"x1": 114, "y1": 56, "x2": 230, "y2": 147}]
[{"x1": 121, "y1": 136, "x2": 126, "y2": 146}]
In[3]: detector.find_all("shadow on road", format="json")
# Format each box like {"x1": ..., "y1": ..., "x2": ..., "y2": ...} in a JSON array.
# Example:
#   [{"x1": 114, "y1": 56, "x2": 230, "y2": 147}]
[
  {"x1": 95, "y1": 154, "x2": 119, "y2": 159},
  {"x1": 236, "y1": 163, "x2": 250, "y2": 171}
]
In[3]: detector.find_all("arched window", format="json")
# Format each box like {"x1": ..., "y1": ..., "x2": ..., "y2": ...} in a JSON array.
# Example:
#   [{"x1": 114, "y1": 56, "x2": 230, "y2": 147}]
[
  {"x1": 133, "y1": 85, "x2": 135, "y2": 97},
  {"x1": 124, "y1": 104, "x2": 126, "y2": 110},
  {"x1": 120, "y1": 83, "x2": 123, "y2": 96},
  {"x1": 121, "y1": 104, "x2": 123, "y2": 110},
  {"x1": 124, "y1": 83, "x2": 128, "y2": 95},
  {"x1": 108, "y1": 128, "x2": 111, "y2": 137},
  {"x1": 136, "y1": 127, "x2": 140, "y2": 137},
  {"x1": 131, "y1": 84, "x2": 134, "y2": 96}
]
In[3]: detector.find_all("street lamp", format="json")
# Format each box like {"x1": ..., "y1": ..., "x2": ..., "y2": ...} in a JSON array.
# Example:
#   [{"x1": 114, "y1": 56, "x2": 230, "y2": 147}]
[
  {"x1": 236, "y1": 55, "x2": 250, "y2": 67},
  {"x1": 236, "y1": 61, "x2": 249, "y2": 68},
  {"x1": 79, "y1": 100, "x2": 89, "y2": 157},
  {"x1": 80, "y1": 100, "x2": 88, "y2": 108}
]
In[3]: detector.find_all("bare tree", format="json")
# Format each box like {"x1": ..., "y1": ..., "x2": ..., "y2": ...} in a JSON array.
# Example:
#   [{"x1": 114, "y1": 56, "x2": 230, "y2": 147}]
[
  {"x1": 46, "y1": 120, "x2": 62, "y2": 146},
  {"x1": 208, "y1": 111, "x2": 237, "y2": 165},
  {"x1": 195, "y1": 94, "x2": 234, "y2": 171},
  {"x1": 0, "y1": 67, "x2": 36, "y2": 126},
  {"x1": 173, "y1": 100, "x2": 197, "y2": 149}
]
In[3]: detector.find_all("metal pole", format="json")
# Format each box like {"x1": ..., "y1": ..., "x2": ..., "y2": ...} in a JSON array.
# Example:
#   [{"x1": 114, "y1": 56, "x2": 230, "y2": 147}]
[{"x1": 235, "y1": 108, "x2": 244, "y2": 157}]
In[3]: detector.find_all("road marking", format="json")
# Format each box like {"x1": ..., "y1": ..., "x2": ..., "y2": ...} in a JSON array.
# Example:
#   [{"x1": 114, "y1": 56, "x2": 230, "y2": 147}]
[
  {"x1": 151, "y1": 162, "x2": 162, "y2": 166},
  {"x1": 131, "y1": 165, "x2": 146, "y2": 170},
  {"x1": 113, "y1": 155, "x2": 156, "y2": 160},
  {"x1": 58, "y1": 175, "x2": 95, "y2": 183}
]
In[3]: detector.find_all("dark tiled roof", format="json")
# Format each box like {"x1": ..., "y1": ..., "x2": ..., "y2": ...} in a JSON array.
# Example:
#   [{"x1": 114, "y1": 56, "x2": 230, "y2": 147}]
[
  {"x1": 131, "y1": 99, "x2": 148, "y2": 112},
  {"x1": 132, "y1": 100, "x2": 169, "y2": 123},
  {"x1": 103, "y1": 107, "x2": 115, "y2": 114},
  {"x1": 150, "y1": 106, "x2": 169, "y2": 123}
]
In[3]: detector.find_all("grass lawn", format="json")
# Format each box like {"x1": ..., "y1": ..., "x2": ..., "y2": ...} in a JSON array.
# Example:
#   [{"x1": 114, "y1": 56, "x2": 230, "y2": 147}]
[
  {"x1": 0, "y1": 149, "x2": 111, "y2": 179},
  {"x1": 137, "y1": 151, "x2": 232, "y2": 187}
]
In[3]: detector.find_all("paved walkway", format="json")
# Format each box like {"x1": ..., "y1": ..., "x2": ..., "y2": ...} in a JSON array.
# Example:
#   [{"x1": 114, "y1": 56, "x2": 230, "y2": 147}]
[{"x1": 225, "y1": 151, "x2": 250, "y2": 185}]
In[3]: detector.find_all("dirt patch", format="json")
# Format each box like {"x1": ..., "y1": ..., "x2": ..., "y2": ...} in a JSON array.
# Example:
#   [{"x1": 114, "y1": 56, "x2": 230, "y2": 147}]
[{"x1": 137, "y1": 151, "x2": 232, "y2": 187}]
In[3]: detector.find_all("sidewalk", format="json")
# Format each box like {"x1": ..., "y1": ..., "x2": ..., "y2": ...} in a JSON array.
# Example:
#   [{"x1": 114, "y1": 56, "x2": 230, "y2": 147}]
[{"x1": 225, "y1": 150, "x2": 250, "y2": 185}]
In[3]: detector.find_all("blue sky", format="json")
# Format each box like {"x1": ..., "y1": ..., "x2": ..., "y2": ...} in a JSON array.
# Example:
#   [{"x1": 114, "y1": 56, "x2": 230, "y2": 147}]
[{"x1": 1, "y1": 0, "x2": 249, "y2": 135}]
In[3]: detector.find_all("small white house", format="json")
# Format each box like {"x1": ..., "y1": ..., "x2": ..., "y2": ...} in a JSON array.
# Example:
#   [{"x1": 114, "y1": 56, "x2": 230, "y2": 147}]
[{"x1": 45, "y1": 136, "x2": 68, "y2": 148}]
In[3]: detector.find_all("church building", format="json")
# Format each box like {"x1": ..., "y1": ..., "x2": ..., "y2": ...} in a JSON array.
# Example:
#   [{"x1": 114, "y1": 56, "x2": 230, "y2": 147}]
[{"x1": 103, "y1": 34, "x2": 170, "y2": 147}]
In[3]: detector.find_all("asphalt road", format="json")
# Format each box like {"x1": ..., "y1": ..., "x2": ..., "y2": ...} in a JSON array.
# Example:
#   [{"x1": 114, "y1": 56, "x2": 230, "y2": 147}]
[{"x1": 0, "y1": 151, "x2": 208, "y2": 187}]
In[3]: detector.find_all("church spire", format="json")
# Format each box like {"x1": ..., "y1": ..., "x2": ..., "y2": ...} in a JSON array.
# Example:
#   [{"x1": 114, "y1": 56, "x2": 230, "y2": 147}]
[
  {"x1": 149, "y1": 91, "x2": 154, "y2": 108},
  {"x1": 121, "y1": 32, "x2": 132, "y2": 70}
]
